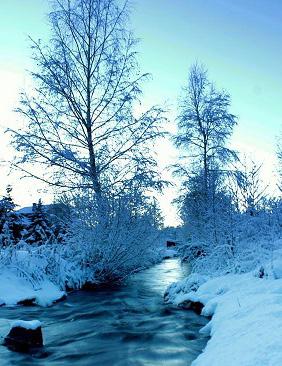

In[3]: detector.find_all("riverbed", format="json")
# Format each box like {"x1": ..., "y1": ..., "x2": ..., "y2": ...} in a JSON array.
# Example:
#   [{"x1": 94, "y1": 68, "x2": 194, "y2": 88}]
[{"x1": 0, "y1": 259, "x2": 208, "y2": 365}]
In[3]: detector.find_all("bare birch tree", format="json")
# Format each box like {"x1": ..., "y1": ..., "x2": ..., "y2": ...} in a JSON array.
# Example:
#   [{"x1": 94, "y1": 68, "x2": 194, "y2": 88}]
[
  {"x1": 9, "y1": 0, "x2": 166, "y2": 197},
  {"x1": 175, "y1": 63, "x2": 237, "y2": 191},
  {"x1": 229, "y1": 158, "x2": 268, "y2": 216},
  {"x1": 174, "y1": 64, "x2": 238, "y2": 264}
]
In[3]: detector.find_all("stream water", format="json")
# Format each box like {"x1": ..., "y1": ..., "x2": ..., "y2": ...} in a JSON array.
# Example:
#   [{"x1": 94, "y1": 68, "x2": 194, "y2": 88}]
[{"x1": 0, "y1": 259, "x2": 208, "y2": 366}]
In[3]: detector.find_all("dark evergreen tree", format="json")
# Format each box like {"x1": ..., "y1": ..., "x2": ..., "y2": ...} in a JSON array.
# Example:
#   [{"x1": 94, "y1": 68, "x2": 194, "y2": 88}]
[
  {"x1": 0, "y1": 185, "x2": 16, "y2": 222},
  {"x1": 0, "y1": 186, "x2": 23, "y2": 246},
  {"x1": 25, "y1": 199, "x2": 54, "y2": 245}
]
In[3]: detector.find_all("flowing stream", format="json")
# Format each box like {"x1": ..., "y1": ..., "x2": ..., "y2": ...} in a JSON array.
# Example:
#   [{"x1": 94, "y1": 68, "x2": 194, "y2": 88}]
[{"x1": 0, "y1": 259, "x2": 208, "y2": 365}]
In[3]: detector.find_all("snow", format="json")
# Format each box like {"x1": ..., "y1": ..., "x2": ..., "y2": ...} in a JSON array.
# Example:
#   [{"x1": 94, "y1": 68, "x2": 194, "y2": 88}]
[
  {"x1": 11, "y1": 320, "x2": 41, "y2": 330},
  {"x1": 16, "y1": 204, "x2": 51, "y2": 215},
  {"x1": 0, "y1": 270, "x2": 65, "y2": 307},
  {"x1": 16, "y1": 206, "x2": 33, "y2": 215},
  {"x1": 166, "y1": 266, "x2": 282, "y2": 366}
]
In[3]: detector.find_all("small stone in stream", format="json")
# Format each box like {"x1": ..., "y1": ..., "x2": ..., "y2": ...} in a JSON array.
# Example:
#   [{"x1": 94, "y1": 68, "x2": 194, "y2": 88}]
[
  {"x1": 191, "y1": 301, "x2": 204, "y2": 315},
  {"x1": 4, "y1": 320, "x2": 43, "y2": 352},
  {"x1": 179, "y1": 300, "x2": 204, "y2": 315}
]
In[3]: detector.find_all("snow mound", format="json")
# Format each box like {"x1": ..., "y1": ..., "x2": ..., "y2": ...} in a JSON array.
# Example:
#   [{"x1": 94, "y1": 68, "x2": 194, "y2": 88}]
[
  {"x1": 260, "y1": 249, "x2": 282, "y2": 280},
  {"x1": 0, "y1": 271, "x2": 65, "y2": 307},
  {"x1": 11, "y1": 320, "x2": 41, "y2": 330},
  {"x1": 166, "y1": 271, "x2": 282, "y2": 366}
]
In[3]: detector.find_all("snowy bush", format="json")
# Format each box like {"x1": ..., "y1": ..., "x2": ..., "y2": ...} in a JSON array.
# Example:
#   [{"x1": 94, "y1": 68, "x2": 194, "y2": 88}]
[
  {"x1": 178, "y1": 197, "x2": 282, "y2": 277},
  {"x1": 164, "y1": 273, "x2": 208, "y2": 304},
  {"x1": 174, "y1": 148, "x2": 282, "y2": 277},
  {"x1": 0, "y1": 186, "x2": 164, "y2": 291},
  {"x1": 64, "y1": 190, "x2": 164, "y2": 286}
]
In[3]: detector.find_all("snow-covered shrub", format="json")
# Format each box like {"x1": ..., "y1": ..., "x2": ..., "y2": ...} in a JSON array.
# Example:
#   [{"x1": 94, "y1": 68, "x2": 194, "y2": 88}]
[
  {"x1": 64, "y1": 190, "x2": 164, "y2": 286},
  {"x1": 174, "y1": 144, "x2": 282, "y2": 277},
  {"x1": 0, "y1": 186, "x2": 164, "y2": 291},
  {"x1": 164, "y1": 273, "x2": 208, "y2": 304},
  {"x1": 179, "y1": 196, "x2": 282, "y2": 277},
  {"x1": 0, "y1": 239, "x2": 83, "y2": 291},
  {"x1": 175, "y1": 169, "x2": 238, "y2": 275}
]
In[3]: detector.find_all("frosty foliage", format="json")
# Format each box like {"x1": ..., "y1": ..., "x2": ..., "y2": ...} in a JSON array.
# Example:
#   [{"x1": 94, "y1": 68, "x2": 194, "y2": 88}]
[
  {"x1": 176, "y1": 167, "x2": 282, "y2": 277},
  {"x1": 175, "y1": 170, "x2": 236, "y2": 275},
  {"x1": 0, "y1": 188, "x2": 164, "y2": 290},
  {"x1": 9, "y1": 0, "x2": 166, "y2": 194},
  {"x1": 64, "y1": 190, "x2": 164, "y2": 286},
  {"x1": 174, "y1": 63, "x2": 238, "y2": 180},
  {"x1": 0, "y1": 0, "x2": 166, "y2": 292},
  {"x1": 174, "y1": 64, "x2": 282, "y2": 277},
  {"x1": 164, "y1": 273, "x2": 209, "y2": 304}
]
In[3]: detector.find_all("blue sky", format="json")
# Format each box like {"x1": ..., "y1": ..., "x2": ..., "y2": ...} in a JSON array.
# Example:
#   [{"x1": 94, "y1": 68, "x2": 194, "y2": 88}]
[
  {"x1": 131, "y1": 0, "x2": 282, "y2": 136},
  {"x1": 0, "y1": 0, "x2": 281, "y2": 225}
]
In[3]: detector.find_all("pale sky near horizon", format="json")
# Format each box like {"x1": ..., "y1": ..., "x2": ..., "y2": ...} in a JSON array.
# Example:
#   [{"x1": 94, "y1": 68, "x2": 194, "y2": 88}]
[{"x1": 0, "y1": 0, "x2": 281, "y2": 226}]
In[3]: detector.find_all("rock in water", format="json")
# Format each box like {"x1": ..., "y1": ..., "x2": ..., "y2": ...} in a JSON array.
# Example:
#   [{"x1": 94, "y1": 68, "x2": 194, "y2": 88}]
[
  {"x1": 178, "y1": 300, "x2": 204, "y2": 315},
  {"x1": 4, "y1": 320, "x2": 43, "y2": 352}
]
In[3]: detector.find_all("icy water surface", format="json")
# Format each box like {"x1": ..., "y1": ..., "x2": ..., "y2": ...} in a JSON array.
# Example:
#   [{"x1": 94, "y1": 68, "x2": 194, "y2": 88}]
[{"x1": 0, "y1": 259, "x2": 208, "y2": 365}]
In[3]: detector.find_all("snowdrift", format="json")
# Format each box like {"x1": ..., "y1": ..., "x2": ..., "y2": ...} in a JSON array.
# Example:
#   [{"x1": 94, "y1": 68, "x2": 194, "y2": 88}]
[{"x1": 165, "y1": 251, "x2": 282, "y2": 366}]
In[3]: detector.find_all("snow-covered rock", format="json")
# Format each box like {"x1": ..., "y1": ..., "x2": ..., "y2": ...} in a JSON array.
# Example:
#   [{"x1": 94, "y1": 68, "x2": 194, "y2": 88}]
[
  {"x1": 4, "y1": 319, "x2": 43, "y2": 352},
  {"x1": 165, "y1": 271, "x2": 282, "y2": 366}
]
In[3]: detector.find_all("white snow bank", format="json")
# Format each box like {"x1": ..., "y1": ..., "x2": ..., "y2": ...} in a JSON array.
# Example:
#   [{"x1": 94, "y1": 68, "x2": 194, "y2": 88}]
[
  {"x1": 0, "y1": 271, "x2": 65, "y2": 307},
  {"x1": 11, "y1": 320, "x2": 41, "y2": 330},
  {"x1": 166, "y1": 270, "x2": 282, "y2": 365}
]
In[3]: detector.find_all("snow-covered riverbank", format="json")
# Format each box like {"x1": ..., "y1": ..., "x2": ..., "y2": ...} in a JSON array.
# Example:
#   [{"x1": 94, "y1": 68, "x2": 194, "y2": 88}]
[
  {"x1": 0, "y1": 245, "x2": 170, "y2": 308},
  {"x1": 0, "y1": 271, "x2": 65, "y2": 307},
  {"x1": 165, "y1": 257, "x2": 282, "y2": 366}
]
